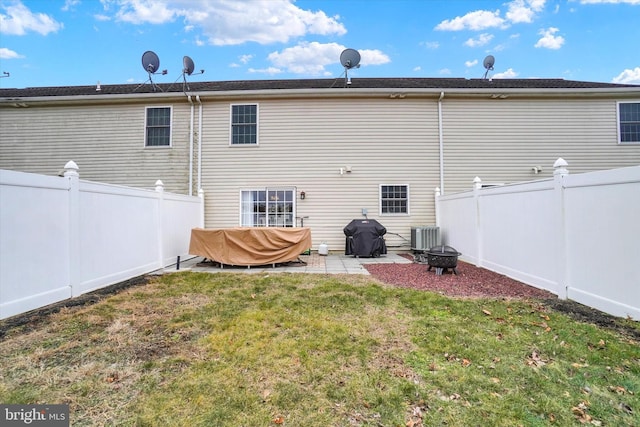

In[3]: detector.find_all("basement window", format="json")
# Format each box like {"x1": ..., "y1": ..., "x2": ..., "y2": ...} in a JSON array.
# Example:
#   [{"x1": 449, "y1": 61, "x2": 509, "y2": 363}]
[
  {"x1": 618, "y1": 102, "x2": 640, "y2": 144},
  {"x1": 380, "y1": 184, "x2": 409, "y2": 215},
  {"x1": 145, "y1": 106, "x2": 172, "y2": 147}
]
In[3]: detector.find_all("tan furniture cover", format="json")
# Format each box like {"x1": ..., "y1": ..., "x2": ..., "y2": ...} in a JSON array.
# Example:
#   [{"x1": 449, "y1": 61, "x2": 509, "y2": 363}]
[{"x1": 189, "y1": 227, "x2": 312, "y2": 266}]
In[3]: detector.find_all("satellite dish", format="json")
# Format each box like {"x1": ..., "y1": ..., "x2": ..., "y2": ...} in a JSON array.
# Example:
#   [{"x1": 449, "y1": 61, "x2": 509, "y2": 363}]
[
  {"x1": 340, "y1": 48, "x2": 361, "y2": 69},
  {"x1": 142, "y1": 51, "x2": 160, "y2": 73},
  {"x1": 135, "y1": 51, "x2": 166, "y2": 92},
  {"x1": 483, "y1": 55, "x2": 495, "y2": 79},
  {"x1": 183, "y1": 56, "x2": 195, "y2": 76},
  {"x1": 339, "y1": 48, "x2": 361, "y2": 88}
]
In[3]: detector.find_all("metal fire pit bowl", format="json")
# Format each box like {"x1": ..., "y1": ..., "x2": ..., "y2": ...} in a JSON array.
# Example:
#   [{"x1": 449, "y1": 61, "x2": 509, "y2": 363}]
[{"x1": 426, "y1": 245, "x2": 461, "y2": 275}]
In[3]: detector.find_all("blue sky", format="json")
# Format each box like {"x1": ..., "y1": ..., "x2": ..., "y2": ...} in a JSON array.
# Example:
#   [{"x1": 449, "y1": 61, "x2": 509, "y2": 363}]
[{"x1": 1, "y1": 0, "x2": 639, "y2": 89}]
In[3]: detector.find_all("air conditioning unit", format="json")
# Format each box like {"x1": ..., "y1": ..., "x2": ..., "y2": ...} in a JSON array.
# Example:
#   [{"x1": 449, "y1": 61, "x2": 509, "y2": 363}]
[{"x1": 411, "y1": 226, "x2": 441, "y2": 251}]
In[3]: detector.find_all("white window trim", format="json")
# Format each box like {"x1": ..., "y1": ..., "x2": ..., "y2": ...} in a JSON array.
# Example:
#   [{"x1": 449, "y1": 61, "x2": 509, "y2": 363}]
[
  {"x1": 238, "y1": 187, "x2": 297, "y2": 227},
  {"x1": 379, "y1": 184, "x2": 410, "y2": 216},
  {"x1": 144, "y1": 105, "x2": 173, "y2": 148},
  {"x1": 229, "y1": 103, "x2": 259, "y2": 146},
  {"x1": 616, "y1": 100, "x2": 640, "y2": 145}
]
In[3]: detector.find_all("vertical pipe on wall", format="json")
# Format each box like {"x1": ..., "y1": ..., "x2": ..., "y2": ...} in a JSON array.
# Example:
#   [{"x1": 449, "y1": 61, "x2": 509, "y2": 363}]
[
  {"x1": 187, "y1": 95, "x2": 194, "y2": 196},
  {"x1": 196, "y1": 95, "x2": 203, "y2": 193},
  {"x1": 438, "y1": 91, "x2": 445, "y2": 194}
]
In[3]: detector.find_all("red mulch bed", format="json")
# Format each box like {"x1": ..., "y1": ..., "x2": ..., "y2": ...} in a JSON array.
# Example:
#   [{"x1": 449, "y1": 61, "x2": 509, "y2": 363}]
[{"x1": 364, "y1": 257, "x2": 555, "y2": 299}]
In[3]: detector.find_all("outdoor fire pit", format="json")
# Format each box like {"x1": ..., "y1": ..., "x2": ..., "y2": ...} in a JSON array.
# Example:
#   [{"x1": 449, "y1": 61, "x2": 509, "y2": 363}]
[{"x1": 426, "y1": 245, "x2": 461, "y2": 275}]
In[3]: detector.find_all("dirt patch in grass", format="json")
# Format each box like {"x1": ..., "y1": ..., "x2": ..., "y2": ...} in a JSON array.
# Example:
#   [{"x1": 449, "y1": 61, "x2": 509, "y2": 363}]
[{"x1": 0, "y1": 276, "x2": 149, "y2": 340}]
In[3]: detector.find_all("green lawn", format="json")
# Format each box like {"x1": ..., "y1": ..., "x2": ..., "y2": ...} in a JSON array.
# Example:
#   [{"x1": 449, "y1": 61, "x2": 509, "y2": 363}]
[{"x1": 1, "y1": 272, "x2": 638, "y2": 426}]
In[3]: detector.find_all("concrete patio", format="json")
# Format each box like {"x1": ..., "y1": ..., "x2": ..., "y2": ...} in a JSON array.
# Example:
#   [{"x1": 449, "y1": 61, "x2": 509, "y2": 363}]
[{"x1": 163, "y1": 252, "x2": 413, "y2": 275}]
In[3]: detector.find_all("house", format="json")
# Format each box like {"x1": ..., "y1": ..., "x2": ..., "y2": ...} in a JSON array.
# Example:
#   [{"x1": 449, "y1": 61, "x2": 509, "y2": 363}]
[{"x1": 1, "y1": 78, "x2": 639, "y2": 250}]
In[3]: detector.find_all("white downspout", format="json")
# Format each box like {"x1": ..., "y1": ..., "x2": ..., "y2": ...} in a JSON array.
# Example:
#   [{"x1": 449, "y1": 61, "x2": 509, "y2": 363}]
[
  {"x1": 438, "y1": 91, "x2": 445, "y2": 193},
  {"x1": 196, "y1": 95, "x2": 203, "y2": 192},
  {"x1": 187, "y1": 95, "x2": 194, "y2": 196}
]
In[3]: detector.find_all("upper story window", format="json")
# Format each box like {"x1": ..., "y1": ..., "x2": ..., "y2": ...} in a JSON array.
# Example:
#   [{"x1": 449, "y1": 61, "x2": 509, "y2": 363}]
[
  {"x1": 145, "y1": 106, "x2": 172, "y2": 147},
  {"x1": 231, "y1": 104, "x2": 258, "y2": 145},
  {"x1": 618, "y1": 102, "x2": 640, "y2": 144},
  {"x1": 380, "y1": 184, "x2": 409, "y2": 215}
]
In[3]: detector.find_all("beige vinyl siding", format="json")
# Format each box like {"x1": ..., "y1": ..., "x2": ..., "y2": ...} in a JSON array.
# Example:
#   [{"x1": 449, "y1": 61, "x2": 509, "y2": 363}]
[
  {"x1": 200, "y1": 97, "x2": 441, "y2": 250},
  {"x1": 440, "y1": 98, "x2": 640, "y2": 194},
  {"x1": 0, "y1": 102, "x2": 192, "y2": 193}
]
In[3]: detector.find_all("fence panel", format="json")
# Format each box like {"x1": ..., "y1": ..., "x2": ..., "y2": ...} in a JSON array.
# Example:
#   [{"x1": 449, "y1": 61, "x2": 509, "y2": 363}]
[
  {"x1": 76, "y1": 181, "x2": 163, "y2": 296},
  {"x1": 436, "y1": 163, "x2": 640, "y2": 319},
  {"x1": 0, "y1": 170, "x2": 72, "y2": 318},
  {"x1": 563, "y1": 168, "x2": 640, "y2": 318},
  {"x1": 0, "y1": 165, "x2": 203, "y2": 320}
]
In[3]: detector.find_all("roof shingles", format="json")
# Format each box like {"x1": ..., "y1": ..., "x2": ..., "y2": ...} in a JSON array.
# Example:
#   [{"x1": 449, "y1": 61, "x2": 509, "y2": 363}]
[{"x1": 1, "y1": 78, "x2": 638, "y2": 98}]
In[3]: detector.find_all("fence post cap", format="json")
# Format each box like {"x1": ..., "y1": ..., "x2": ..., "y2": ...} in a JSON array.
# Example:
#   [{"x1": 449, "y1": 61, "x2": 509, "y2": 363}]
[
  {"x1": 155, "y1": 180, "x2": 164, "y2": 192},
  {"x1": 553, "y1": 158, "x2": 569, "y2": 176},
  {"x1": 63, "y1": 160, "x2": 79, "y2": 176},
  {"x1": 553, "y1": 158, "x2": 568, "y2": 168}
]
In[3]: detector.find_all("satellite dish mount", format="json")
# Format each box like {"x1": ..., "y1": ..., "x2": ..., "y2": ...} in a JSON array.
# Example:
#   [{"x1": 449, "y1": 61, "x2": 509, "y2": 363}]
[
  {"x1": 340, "y1": 48, "x2": 361, "y2": 88},
  {"x1": 482, "y1": 55, "x2": 495, "y2": 80},
  {"x1": 135, "y1": 51, "x2": 167, "y2": 92}
]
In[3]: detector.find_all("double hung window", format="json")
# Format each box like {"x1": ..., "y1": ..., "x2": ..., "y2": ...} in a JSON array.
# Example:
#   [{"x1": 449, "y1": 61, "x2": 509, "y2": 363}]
[
  {"x1": 231, "y1": 104, "x2": 258, "y2": 145},
  {"x1": 241, "y1": 188, "x2": 295, "y2": 227},
  {"x1": 145, "y1": 106, "x2": 172, "y2": 147},
  {"x1": 618, "y1": 102, "x2": 640, "y2": 144}
]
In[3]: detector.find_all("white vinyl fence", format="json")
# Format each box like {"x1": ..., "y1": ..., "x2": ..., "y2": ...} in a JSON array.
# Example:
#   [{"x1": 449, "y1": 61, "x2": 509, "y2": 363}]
[
  {"x1": 0, "y1": 162, "x2": 204, "y2": 320},
  {"x1": 436, "y1": 159, "x2": 640, "y2": 320}
]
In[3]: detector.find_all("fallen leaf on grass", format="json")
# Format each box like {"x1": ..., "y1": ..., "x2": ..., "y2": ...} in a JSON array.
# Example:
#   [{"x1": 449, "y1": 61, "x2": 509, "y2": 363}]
[
  {"x1": 272, "y1": 415, "x2": 285, "y2": 424},
  {"x1": 608, "y1": 385, "x2": 632, "y2": 395},
  {"x1": 526, "y1": 351, "x2": 548, "y2": 368},
  {"x1": 461, "y1": 358, "x2": 472, "y2": 367},
  {"x1": 482, "y1": 309, "x2": 492, "y2": 316},
  {"x1": 618, "y1": 402, "x2": 633, "y2": 414}
]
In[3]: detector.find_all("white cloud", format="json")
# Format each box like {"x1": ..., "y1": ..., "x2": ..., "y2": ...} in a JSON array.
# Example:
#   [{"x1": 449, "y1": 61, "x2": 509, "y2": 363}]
[
  {"x1": 102, "y1": 0, "x2": 346, "y2": 45},
  {"x1": 464, "y1": 33, "x2": 494, "y2": 47},
  {"x1": 62, "y1": 0, "x2": 81, "y2": 12},
  {"x1": 248, "y1": 67, "x2": 282, "y2": 75},
  {"x1": 465, "y1": 59, "x2": 479, "y2": 67},
  {"x1": 612, "y1": 67, "x2": 640, "y2": 84},
  {"x1": 265, "y1": 42, "x2": 389, "y2": 76},
  {"x1": 0, "y1": 1, "x2": 63, "y2": 35},
  {"x1": 439, "y1": 68, "x2": 452, "y2": 75},
  {"x1": 534, "y1": 27, "x2": 565, "y2": 49},
  {"x1": 492, "y1": 68, "x2": 519, "y2": 78},
  {"x1": 435, "y1": 9, "x2": 506, "y2": 31},
  {"x1": 435, "y1": 0, "x2": 547, "y2": 31},
  {"x1": 421, "y1": 41, "x2": 440, "y2": 49},
  {"x1": 413, "y1": 66, "x2": 422, "y2": 72},
  {"x1": 239, "y1": 54, "x2": 253, "y2": 64},
  {"x1": 0, "y1": 47, "x2": 24, "y2": 59},
  {"x1": 109, "y1": 0, "x2": 177, "y2": 24},
  {"x1": 507, "y1": 0, "x2": 539, "y2": 23}
]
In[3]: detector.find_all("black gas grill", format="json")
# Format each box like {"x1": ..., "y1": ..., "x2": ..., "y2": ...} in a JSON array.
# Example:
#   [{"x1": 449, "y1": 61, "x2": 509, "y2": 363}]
[{"x1": 343, "y1": 219, "x2": 387, "y2": 258}]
